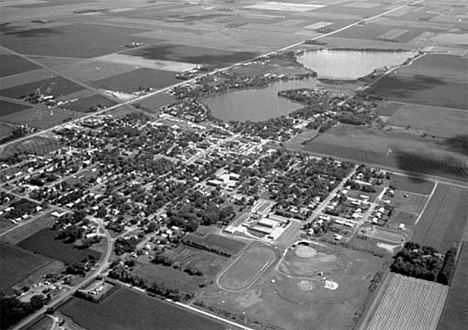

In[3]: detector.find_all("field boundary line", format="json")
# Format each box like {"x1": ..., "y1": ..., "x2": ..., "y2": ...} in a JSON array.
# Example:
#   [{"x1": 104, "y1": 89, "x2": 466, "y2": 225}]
[
  {"x1": 415, "y1": 182, "x2": 438, "y2": 225},
  {"x1": 175, "y1": 302, "x2": 255, "y2": 330}
]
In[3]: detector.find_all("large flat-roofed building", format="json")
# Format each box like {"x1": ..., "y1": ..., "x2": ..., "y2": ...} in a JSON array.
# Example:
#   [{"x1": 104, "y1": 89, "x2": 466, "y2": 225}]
[
  {"x1": 258, "y1": 218, "x2": 279, "y2": 229},
  {"x1": 250, "y1": 225, "x2": 274, "y2": 235}
]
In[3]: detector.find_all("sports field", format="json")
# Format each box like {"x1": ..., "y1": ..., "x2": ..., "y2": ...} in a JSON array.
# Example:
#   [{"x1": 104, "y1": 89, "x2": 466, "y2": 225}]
[
  {"x1": 412, "y1": 184, "x2": 468, "y2": 252},
  {"x1": 60, "y1": 287, "x2": 228, "y2": 330},
  {"x1": 218, "y1": 243, "x2": 276, "y2": 291},
  {"x1": 201, "y1": 242, "x2": 384, "y2": 330},
  {"x1": 366, "y1": 274, "x2": 448, "y2": 330}
]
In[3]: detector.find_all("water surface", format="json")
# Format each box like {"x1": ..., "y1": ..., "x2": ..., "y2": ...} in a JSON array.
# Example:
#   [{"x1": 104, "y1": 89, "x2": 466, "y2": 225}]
[
  {"x1": 203, "y1": 79, "x2": 317, "y2": 122},
  {"x1": 297, "y1": 50, "x2": 418, "y2": 80}
]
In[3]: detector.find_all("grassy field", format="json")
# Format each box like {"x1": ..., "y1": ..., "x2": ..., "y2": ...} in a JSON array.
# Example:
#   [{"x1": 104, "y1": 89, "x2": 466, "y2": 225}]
[
  {"x1": 0, "y1": 136, "x2": 61, "y2": 158},
  {"x1": 133, "y1": 258, "x2": 208, "y2": 294},
  {"x1": 0, "y1": 242, "x2": 53, "y2": 292},
  {"x1": 218, "y1": 243, "x2": 276, "y2": 291},
  {"x1": 1, "y1": 212, "x2": 57, "y2": 245},
  {"x1": 18, "y1": 228, "x2": 101, "y2": 264},
  {"x1": 388, "y1": 173, "x2": 435, "y2": 195},
  {"x1": 303, "y1": 124, "x2": 468, "y2": 182},
  {"x1": 389, "y1": 190, "x2": 429, "y2": 214},
  {"x1": 60, "y1": 287, "x2": 229, "y2": 330},
  {"x1": 201, "y1": 242, "x2": 384, "y2": 330},
  {"x1": 65, "y1": 94, "x2": 116, "y2": 113},
  {"x1": 386, "y1": 104, "x2": 468, "y2": 138},
  {"x1": 387, "y1": 210, "x2": 417, "y2": 233},
  {"x1": 365, "y1": 274, "x2": 448, "y2": 330},
  {"x1": 412, "y1": 184, "x2": 468, "y2": 252},
  {"x1": 436, "y1": 241, "x2": 468, "y2": 330}
]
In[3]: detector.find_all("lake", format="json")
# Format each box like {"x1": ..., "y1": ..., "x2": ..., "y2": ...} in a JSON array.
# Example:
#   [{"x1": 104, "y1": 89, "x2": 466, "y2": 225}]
[
  {"x1": 296, "y1": 50, "x2": 418, "y2": 80},
  {"x1": 203, "y1": 79, "x2": 317, "y2": 122}
]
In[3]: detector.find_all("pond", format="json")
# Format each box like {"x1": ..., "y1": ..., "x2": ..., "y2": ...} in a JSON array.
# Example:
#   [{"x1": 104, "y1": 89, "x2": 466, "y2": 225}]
[
  {"x1": 203, "y1": 79, "x2": 317, "y2": 122},
  {"x1": 296, "y1": 50, "x2": 418, "y2": 80}
]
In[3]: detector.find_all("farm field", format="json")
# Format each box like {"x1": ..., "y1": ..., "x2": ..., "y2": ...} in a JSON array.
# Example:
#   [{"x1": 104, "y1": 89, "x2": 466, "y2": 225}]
[
  {"x1": 0, "y1": 54, "x2": 40, "y2": 78},
  {"x1": 59, "y1": 287, "x2": 230, "y2": 330},
  {"x1": 200, "y1": 242, "x2": 385, "y2": 330},
  {"x1": 412, "y1": 184, "x2": 468, "y2": 252},
  {"x1": 368, "y1": 54, "x2": 468, "y2": 110},
  {"x1": 0, "y1": 212, "x2": 57, "y2": 245},
  {"x1": 17, "y1": 228, "x2": 101, "y2": 264},
  {"x1": 218, "y1": 242, "x2": 276, "y2": 291},
  {"x1": 0, "y1": 23, "x2": 152, "y2": 59},
  {"x1": 0, "y1": 99, "x2": 30, "y2": 117},
  {"x1": 365, "y1": 274, "x2": 448, "y2": 330},
  {"x1": 436, "y1": 241, "x2": 468, "y2": 330},
  {"x1": 0, "y1": 107, "x2": 84, "y2": 129},
  {"x1": 0, "y1": 242, "x2": 53, "y2": 292},
  {"x1": 123, "y1": 44, "x2": 259, "y2": 66},
  {"x1": 303, "y1": 124, "x2": 468, "y2": 182},
  {"x1": 386, "y1": 104, "x2": 468, "y2": 139},
  {"x1": 91, "y1": 68, "x2": 179, "y2": 93},
  {"x1": 0, "y1": 76, "x2": 84, "y2": 100}
]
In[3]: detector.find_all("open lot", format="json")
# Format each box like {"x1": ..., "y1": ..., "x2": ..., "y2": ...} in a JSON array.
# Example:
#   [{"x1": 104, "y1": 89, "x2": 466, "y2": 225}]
[
  {"x1": 60, "y1": 287, "x2": 229, "y2": 330},
  {"x1": 365, "y1": 274, "x2": 448, "y2": 330},
  {"x1": 387, "y1": 210, "x2": 417, "y2": 233},
  {"x1": 133, "y1": 260, "x2": 206, "y2": 294},
  {"x1": 303, "y1": 124, "x2": 468, "y2": 182},
  {"x1": 0, "y1": 54, "x2": 40, "y2": 78},
  {"x1": 412, "y1": 184, "x2": 468, "y2": 252},
  {"x1": 201, "y1": 241, "x2": 384, "y2": 330},
  {"x1": 436, "y1": 241, "x2": 468, "y2": 330},
  {"x1": 0, "y1": 242, "x2": 53, "y2": 292},
  {"x1": 388, "y1": 173, "x2": 435, "y2": 195},
  {"x1": 18, "y1": 228, "x2": 101, "y2": 264},
  {"x1": 389, "y1": 190, "x2": 429, "y2": 214}
]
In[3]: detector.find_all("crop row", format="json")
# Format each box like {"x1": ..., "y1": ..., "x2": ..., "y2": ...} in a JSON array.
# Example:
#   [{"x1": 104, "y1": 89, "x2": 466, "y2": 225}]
[{"x1": 367, "y1": 274, "x2": 448, "y2": 330}]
